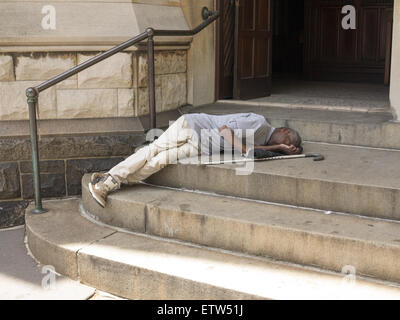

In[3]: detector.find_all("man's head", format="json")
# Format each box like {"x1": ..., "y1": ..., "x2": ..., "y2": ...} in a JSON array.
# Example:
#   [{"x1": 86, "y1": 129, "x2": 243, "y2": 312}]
[{"x1": 267, "y1": 127, "x2": 303, "y2": 152}]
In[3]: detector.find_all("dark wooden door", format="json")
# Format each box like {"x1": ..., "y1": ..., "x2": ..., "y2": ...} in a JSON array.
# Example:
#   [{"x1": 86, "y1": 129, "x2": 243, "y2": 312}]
[
  {"x1": 233, "y1": 0, "x2": 272, "y2": 99},
  {"x1": 304, "y1": 0, "x2": 394, "y2": 83}
]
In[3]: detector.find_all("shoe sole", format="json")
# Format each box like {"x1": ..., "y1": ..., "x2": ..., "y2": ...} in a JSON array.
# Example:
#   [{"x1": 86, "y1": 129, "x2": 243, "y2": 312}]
[{"x1": 88, "y1": 183, "x2": 106, "y2": 208}]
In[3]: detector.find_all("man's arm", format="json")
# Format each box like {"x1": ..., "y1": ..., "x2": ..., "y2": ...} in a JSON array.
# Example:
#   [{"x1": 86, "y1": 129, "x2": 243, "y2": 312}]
[
  {"x1": 219, "y1": 125, "x2": 247, "y2": 154},
  {"x1": 254, "y1": 144, "x2": 300, "y2": 155},
  {"x1": 219, "y1": 126, "x2": 300, "y2": 156}
]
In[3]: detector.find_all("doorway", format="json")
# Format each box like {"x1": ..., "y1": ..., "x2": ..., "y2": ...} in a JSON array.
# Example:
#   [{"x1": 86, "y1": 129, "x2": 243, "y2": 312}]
[
  {"x1": 216, "y1": 0, "x2": 394, "y2": 107},
  {"x1": 272, "y1": 0, "x2": 304, "y2": 79}
]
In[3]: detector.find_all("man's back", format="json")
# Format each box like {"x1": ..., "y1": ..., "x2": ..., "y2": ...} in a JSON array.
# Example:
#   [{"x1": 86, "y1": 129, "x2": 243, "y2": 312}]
[{"x1": 184, "y1": 113, "x2": 275, "y2": 155}]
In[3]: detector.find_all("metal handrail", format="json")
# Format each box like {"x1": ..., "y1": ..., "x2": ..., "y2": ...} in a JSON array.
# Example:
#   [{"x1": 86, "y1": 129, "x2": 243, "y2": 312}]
[{"x1": 26, "y1": 8, "x2": 219, "y2": 214}]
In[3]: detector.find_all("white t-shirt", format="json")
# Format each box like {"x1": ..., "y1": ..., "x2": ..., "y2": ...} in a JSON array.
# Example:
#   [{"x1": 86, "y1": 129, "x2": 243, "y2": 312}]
[{"x1": 184, "y1": 113, "x2": 275, "y2": 155}]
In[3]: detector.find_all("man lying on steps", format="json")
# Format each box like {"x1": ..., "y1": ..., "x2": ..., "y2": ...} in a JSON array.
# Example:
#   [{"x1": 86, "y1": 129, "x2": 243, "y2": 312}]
[{"x1": 89, "y1": 113, "x2": 303, "y2": 208}]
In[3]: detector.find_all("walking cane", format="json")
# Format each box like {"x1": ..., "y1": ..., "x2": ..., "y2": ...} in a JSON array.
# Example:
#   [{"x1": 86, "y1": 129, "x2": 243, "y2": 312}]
[{"x1": 198, "y1": 153, "x2": 325, "y2": 166}]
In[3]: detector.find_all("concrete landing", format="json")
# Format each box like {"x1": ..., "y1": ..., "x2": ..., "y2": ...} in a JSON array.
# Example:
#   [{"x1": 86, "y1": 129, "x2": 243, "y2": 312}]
[
  {"x1": 0, "y1": 226, "x2": 95, "y2": 300},
  {"x1": 25, "y1": 199, "x2": 400, "y2": 300}
]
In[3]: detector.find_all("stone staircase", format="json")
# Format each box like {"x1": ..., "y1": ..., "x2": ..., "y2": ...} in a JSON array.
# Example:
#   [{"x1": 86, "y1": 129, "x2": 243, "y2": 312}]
[{"x1": 25, "y1": 103, "x2": 400, "y2": 299}]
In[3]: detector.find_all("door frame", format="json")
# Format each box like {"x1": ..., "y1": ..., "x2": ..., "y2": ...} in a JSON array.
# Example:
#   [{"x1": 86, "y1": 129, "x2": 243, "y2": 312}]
[
  {"x1": 215, "y1": 0, "x2": 235, "y2": 100},
  {"x1": 215, "y1": 0, "x2": 222, "y2": 100}
]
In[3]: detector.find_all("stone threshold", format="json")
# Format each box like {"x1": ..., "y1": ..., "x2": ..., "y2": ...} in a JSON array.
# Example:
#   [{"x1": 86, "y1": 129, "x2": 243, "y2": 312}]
[{"x1": 218, "y1": 99, "x2": 393, "y2": 115}]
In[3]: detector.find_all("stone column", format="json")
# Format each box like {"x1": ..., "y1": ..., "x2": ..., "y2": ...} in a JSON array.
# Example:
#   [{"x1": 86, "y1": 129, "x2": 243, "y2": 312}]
[{"x1": 390, "y1": 0, "x2": 400, "y2": 121}]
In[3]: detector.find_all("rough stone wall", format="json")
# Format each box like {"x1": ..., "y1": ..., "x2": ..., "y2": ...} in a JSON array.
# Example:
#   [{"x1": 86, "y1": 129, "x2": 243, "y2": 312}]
[
  {"x1": 0, "y1": 50, "x2": 187, "y2": 120},
  {"x1": 0, "y1": 132, "x2": 145, "y2": 228}
]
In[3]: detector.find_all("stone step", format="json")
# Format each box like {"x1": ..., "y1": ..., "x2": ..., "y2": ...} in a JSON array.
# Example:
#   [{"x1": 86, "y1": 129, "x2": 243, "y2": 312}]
[
  {"x1": 26, "y1": 199, "x2": 400, "y2": 300},
  {"x1": 144, "y1": 142, "x2": 400, "y2": 220},
  {"x1": 180, "y1": 103, "x2": 399, "y2": 150},
  {"x1": 82, "y1": 176, "x2": 400, "y2": 283},
  {"x1": 217, "y1": 95, "x2": 392, "y2": 115}
]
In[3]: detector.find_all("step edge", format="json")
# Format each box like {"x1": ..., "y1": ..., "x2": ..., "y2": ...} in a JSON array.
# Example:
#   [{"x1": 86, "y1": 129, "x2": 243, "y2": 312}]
[
  {"x1": 81, "y1": 182, "x2": 400, "y2": 284},
  {"x1": 217, "y1": 100, "x2": 393, "y2": 115},
  {"x1": 83, "y1": 179, "x2": 400, "y2": 247},
  {"x1": 25, "y1": 198, "x2": 400, "y2": 300},
  {"x1": 78, "y1": 202, "x2": 400, "y2": 296}
]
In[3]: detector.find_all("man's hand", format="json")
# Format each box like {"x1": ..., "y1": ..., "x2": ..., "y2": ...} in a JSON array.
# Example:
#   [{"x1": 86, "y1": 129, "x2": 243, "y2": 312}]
[{"x1": 279, "y1": 144, "x2": 300, "y2": 155}]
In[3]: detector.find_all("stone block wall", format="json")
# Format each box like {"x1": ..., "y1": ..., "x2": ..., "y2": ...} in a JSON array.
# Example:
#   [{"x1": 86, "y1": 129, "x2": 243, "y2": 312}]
[
  {"x1": 0, "y1": 131, "x2": 146, "y2": 228},
  {"x1": 0, "y1": 50, "x2": 187, "y2": 120}
]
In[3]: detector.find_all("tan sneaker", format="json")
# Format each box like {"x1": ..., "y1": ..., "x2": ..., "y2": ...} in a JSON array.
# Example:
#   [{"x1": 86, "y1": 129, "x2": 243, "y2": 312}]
[{"x1": 88, "y1": 174, "x2": 119, "y2": 208}]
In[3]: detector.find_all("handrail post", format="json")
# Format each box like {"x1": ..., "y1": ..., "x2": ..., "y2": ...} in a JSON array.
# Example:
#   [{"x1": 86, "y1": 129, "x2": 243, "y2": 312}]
[
  {"x1": 26, "y1": 87, "x2": 48, "y2": 215},
  {"x1": 146, "y1": 27, "x2": 156, "y2": 130}
]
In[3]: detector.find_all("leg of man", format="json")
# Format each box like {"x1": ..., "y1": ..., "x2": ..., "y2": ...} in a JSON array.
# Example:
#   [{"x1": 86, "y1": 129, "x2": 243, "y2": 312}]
[
  {"x1": 124, "y1": 141, "x2": 199, "y2": 184},
  {"x1": 108, "y1": 115, "x2": 197, "y2": 185},
  {"x1": 88, "y1": 116, "x2": 198, "y2": 207}
]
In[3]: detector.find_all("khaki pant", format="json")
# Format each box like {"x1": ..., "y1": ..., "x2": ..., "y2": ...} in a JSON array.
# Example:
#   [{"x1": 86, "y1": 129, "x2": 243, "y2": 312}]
[{"x1": 109, "y1": 115, "x2": 200, "y2": 185}]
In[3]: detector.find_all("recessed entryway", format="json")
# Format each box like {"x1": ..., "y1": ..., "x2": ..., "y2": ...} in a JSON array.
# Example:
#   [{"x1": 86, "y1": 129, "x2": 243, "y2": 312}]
[{"x1": 216, "y1": 0, "x2": 393, "y2": 113}]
